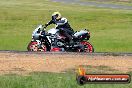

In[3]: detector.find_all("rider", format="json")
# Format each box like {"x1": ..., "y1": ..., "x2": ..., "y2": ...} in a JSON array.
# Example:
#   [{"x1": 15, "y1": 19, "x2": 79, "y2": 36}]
[{"x1": 44, "y1": 12, "x2": 74, "y2": 44}]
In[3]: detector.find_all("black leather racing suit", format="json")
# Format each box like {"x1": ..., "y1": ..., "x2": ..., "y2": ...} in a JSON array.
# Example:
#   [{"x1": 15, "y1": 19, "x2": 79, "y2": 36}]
[{"x1": 46, "y1": 17, "x2": 74, "y2": 42}]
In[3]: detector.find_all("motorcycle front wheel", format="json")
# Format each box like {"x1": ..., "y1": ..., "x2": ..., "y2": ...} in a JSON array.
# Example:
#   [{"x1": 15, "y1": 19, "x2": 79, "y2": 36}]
[{"x1": 27, "y1": 41, "x2": 47, "y2": 52}]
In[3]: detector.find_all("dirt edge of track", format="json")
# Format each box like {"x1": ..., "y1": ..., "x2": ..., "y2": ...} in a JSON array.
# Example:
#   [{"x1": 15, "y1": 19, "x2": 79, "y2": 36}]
[{"x1": 0, "y1": 51, "x2": 132, "y2": 75}]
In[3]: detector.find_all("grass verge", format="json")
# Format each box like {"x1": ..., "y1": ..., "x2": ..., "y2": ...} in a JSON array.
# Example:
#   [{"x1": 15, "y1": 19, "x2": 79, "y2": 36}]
[{"x1": 0, "y1": 72, "x2": 131, "y2": 88}]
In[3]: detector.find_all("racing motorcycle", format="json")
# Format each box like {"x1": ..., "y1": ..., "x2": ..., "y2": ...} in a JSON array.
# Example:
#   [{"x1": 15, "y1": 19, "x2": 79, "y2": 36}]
[{"x1": 27, "y1": 25, "x2": 94, "y2": 52}]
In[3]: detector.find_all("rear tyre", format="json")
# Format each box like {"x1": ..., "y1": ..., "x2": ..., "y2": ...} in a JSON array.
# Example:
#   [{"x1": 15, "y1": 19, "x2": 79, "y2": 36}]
[
  {"x1": 81, "y1": 41, "x2": 94, "y2": 53},
  {"x1": 27, "y1": 41, "x2": 47, "y2": 52}
]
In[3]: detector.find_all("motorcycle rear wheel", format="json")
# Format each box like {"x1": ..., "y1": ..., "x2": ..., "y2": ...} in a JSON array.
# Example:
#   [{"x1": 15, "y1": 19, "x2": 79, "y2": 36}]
[{"x1": 80, "y1": 41, "x2": 94, "y2": 53}]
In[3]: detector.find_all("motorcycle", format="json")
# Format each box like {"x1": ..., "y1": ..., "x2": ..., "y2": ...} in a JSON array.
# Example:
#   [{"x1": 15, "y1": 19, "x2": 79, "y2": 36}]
[{"x1": 27, "y1": 25, "x2": 94, "y2": 52}]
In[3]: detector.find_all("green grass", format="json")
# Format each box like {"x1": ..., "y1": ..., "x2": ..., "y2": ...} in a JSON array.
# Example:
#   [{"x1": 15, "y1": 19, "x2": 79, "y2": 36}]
[
  {"x1": 0, "y1": 72, "x2": 131, "y2": 88},
  {"x1": 0, "y1": 0, "x2": 132, "y2": 52}
]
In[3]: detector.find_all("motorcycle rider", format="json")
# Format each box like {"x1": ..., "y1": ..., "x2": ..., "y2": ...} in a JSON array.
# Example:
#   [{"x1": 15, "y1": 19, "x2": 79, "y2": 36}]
[{"x1": 44, "y1": 12, "x2": 74, "y2": 45}]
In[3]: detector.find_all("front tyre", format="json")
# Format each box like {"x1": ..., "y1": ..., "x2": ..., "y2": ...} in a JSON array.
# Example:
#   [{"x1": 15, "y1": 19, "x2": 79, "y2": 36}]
[
  {"x1": 81, "y1": 41, "x2": 94, "y2": 53},
  {"x1": 27, "y1": 41, "x2": 47, "y2": 52}
]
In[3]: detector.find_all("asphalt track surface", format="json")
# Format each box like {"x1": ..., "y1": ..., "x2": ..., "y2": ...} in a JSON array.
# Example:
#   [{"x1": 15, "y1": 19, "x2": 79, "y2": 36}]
[
  {"x1": 51, "y1": 0, "x2": 132, "y2": 10},
  {"x1": 0, "y1": 50, "x2": 132, "y2": 56}
]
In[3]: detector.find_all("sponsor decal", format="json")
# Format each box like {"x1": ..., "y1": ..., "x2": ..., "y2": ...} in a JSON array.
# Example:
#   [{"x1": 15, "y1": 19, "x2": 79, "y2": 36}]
[{"x1": 76, "y1": 66, "x2": 131, "y2": 85}]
